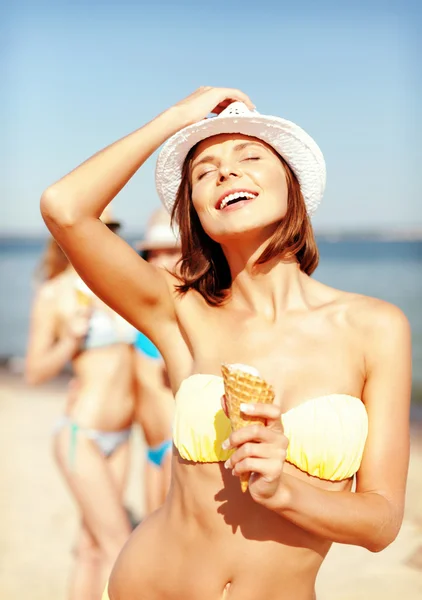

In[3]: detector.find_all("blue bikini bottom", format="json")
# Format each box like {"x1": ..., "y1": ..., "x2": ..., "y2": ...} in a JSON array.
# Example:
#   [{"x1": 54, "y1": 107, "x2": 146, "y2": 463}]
[
  {"x1": 146, "y1": 440, "x2": 172, "y2": 467},
  {"x1": 134, "y1": 331, "x2": 161, "y2": 360}
]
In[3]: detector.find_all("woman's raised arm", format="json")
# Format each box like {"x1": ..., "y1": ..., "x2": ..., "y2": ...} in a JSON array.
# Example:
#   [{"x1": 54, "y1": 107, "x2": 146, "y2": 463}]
[
  {"x1": 40, "y1": 87, "x2": 254, "y2": 338},
  {"x1": 40, "y1": 110, "x2": 183, "y2": 337}
]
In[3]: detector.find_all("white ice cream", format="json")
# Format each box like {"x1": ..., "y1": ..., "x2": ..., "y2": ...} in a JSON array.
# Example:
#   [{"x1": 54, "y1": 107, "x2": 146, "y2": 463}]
[{"x1": 224, "y1": 363, "x2": 260, "y2": 377}]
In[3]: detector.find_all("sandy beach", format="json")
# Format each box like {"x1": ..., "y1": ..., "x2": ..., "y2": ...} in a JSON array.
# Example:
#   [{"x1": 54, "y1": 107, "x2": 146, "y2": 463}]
[{"x1": 1, "y1": 369, "x2": 421, "y2": 600}]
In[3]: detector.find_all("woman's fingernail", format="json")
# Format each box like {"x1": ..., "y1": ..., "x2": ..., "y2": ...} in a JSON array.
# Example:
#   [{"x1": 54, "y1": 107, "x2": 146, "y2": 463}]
[
  {"x1": 222, "y1": 439, "x2": 230, "y2": 450},
  {"x1": 224, "y1": 460, "x2": 231, "y2": 469},
  {"x1": 240, "y1": 403, "x2": 253, "y2": 413}
]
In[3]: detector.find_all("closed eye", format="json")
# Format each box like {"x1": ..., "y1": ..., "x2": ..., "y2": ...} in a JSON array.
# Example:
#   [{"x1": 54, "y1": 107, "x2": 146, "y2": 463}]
[
  {"x1": 243, "y1": 156, "x2": 261, "y2": 161},
  {"x1": 197, "y1": 170, "x2": 213, "y2": 180}
]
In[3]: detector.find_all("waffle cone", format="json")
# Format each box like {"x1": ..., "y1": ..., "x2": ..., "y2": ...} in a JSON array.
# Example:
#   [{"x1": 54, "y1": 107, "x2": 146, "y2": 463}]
[{"x1": 221, "y1": 364, "x2": 275, "y2": 492}]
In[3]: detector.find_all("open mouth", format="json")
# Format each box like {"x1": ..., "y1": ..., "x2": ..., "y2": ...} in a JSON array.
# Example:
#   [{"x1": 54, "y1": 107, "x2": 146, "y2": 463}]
[{"x1": 217, "y1": 191, "x2": 259, "y2": 211}]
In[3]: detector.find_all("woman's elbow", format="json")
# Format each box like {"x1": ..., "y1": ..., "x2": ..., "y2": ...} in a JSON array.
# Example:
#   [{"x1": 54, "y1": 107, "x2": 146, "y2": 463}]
[
  {"x1": 25, "y1": 368, "x2": 43, "y2": 386},
  {"x1": 24, "y1": 360, "x2": 46, "y2": 386},
  {"x1": 366, "y1": 537, "x2": 395, "y2": 553},
  {"x1": 365, "y1": 522, "x2": 402, "y2": 553},
  {"x1": 40, "y1": 187, "x2": 79, "y2": 230}
]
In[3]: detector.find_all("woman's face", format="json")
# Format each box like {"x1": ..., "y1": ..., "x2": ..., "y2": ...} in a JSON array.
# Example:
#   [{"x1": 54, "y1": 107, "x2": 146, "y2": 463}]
[{"x1": 190, "y1": 134, "x2": 288, "y2": 243}]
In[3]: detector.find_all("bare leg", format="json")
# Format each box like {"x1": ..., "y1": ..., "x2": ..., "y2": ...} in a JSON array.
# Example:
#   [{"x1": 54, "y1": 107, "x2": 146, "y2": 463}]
[
  {"x1": 54, "y1": 428, "x2": 132, "y2": 599},
  {"x1": 68, "y1": 523, "x2": 101, "y2": 600}
]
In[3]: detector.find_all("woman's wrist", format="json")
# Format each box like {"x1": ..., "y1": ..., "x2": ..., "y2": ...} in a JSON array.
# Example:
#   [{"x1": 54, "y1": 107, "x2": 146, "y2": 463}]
[
  {"x1": 158, "y1": 105, "x2": 200, "y2": 135},
  {"x1": 262, "y1": 477, "x2": 293, "y2": 513}
]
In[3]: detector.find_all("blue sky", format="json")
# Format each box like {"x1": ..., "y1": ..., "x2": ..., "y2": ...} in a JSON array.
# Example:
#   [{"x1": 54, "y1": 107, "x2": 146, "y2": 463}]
[{"x1": 1, "y1": 0, "x2": 421, "y2": 234}]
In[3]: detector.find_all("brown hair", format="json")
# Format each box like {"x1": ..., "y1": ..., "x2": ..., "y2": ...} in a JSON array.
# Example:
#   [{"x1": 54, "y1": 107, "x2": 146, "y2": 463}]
[
  {"x1": 36, "y1": 237, "x2": 69, "y2": 282},
  {"x1": 171, "y1": 144, "x2": 319, "y2": 307}
]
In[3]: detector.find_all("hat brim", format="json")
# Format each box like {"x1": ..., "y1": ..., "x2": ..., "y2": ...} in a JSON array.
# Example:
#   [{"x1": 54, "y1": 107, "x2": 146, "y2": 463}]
[{"x1": 155, "y1": 113, "x2": 326, "y2": 217}]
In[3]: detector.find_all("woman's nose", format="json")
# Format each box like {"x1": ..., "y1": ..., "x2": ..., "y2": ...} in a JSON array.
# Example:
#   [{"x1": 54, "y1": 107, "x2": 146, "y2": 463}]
[{"x1": 218, "y1": 165, "x2": 241, "y2": 183}]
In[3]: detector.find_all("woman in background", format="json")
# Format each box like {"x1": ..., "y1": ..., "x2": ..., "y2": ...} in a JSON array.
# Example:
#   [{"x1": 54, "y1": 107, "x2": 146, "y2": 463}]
[
  {"x1": 25, "y1": 211, "x2": 136, "y2": 600},
  {"x1": 133, "y1": 208, "x2": 180, "y2": 514}
]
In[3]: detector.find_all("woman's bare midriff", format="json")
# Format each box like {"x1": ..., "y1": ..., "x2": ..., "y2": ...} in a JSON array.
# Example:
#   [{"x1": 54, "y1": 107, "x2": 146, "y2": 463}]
[
  {"x1": 110, "y1": 452, "x2": 351, "y2": 600},
  {"x1": 69, "y1": 344, "x2": 135, "y2": 430}
]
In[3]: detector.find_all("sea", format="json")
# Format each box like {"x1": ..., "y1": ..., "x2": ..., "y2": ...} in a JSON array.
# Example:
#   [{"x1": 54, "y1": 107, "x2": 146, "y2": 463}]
[{"x1": 1, "y1": 237, "x2": 421, "y2": 409}]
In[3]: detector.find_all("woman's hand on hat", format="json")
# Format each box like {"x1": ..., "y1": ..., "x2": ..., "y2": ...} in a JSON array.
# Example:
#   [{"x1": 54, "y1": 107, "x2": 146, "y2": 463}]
[
  {"x1": 221, "y1": 396, "x2": 289, "y2": 507},
  {"x1": 171, "y1": 87, "x2": 255, "y2": 128}
]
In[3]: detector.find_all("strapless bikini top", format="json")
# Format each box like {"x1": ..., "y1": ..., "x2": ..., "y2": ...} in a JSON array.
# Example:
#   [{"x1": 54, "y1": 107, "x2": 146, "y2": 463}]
[
  {"x1": 83, "y1": 309, "x2": 137, "y2": 350},
  {"x1": 173, "y1": 374, "x2": 368, "y2": 482},
  {"x1": 74, "y1": 277, "x2": 137, "y2": 350}
]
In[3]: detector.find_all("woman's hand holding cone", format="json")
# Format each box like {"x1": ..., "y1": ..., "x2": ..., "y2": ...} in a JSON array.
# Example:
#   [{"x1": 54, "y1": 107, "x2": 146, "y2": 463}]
[{"x1": 221, "y1": 396, "x2": 289, "y2": 506}]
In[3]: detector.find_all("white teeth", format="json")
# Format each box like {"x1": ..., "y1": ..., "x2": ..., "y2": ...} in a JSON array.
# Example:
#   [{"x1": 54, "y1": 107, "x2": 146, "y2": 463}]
[{"x1": 219, "y1": 191, "x2": 257, "y2": 210}]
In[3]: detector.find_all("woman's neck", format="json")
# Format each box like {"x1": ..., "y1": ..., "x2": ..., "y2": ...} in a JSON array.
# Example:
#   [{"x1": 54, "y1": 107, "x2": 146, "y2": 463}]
[{"x1": 227, "y1": 253, "x2": 309, "y2": 319}]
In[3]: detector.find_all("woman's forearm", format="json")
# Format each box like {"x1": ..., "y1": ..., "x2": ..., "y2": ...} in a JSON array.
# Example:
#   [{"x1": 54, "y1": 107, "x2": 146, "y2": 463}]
[
  {"x1": 40, "y1": 107, "x2": 189, "y2": 226},
  {"x1": 271, "y1": 473, "x2": 401, "y2": 552},
  {"x1": 25, "y1": 337, "x2": 78, "y2": 385}
]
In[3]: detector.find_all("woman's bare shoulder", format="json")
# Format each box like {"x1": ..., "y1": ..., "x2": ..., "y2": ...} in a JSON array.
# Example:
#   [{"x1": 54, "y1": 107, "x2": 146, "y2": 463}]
[
  {"x1": 33, "y1": 270, "x2": 74, "y2": 305},
  {"x1": 310, "y1": 276, "x2": 409, "y2": 333},
  {"x1": 325, "y1": 285, "x2": 410, "y2": 337}
]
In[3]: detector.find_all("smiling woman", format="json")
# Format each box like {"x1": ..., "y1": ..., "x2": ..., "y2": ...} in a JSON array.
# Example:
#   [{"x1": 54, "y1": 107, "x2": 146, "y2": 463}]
[
  {"x1": 40, "y1": 86, "x2": 411, "y2": 600},
  {"x1": 173, "y1": 133, "x2": 319, "y2": 305}
]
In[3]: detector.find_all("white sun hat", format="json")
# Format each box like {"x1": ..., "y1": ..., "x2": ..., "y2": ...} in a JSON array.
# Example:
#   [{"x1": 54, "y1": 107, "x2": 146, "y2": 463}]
[{"x1": 155, "y1": 102, "x2": 326, "y2": 217}]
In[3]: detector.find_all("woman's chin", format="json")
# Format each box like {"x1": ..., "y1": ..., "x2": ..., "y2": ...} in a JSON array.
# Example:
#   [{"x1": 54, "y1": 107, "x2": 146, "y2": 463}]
[{"x1": 209, "y1": 215, "x2": 282, "y2": 244}]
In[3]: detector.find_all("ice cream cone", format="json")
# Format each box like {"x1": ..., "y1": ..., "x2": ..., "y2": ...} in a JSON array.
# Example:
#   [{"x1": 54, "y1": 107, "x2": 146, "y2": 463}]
[{"x1": 221, "y1": 363, "x2": 275, "y2": 492}]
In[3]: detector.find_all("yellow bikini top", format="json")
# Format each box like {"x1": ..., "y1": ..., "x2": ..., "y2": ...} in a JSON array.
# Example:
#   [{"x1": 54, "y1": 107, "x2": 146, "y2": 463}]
[{"x1": 173, "y1": 374, "x2": 368, "y2": 482}]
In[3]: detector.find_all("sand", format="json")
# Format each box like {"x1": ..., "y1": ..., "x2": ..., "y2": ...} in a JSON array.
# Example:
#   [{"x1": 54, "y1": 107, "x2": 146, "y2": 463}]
[{"x1": 1, "y1": 370, "x2": 421, "y2": 600}]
